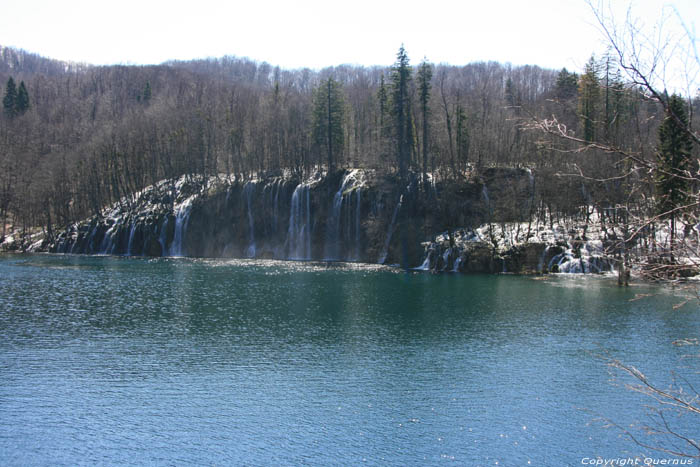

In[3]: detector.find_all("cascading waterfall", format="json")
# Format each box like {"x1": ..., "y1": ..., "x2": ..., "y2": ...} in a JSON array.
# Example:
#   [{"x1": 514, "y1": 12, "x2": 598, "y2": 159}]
[
  {"x1": 170, "y1": 197, "x2": 194, "y2": 257},
  {"x1": 338, "y1": 183, "x2": 363, "y2": 261},
  {"x1": 416, "y1": 251, "x2": 432, "y2": 271},
  {"x1": 324, "y1": 171, "x2": 357, "y2": 261},
  {"x1": 262, "y1": 179, "x2": 284, "y2": 258},
  {"x1": 482, "y1": 186, "x2": 491, "y2": 213},
  {"x1": 244, "y1": 181, "x2": 257, "y2": 258},
  {"x1": 352, "y1": 188, "x2": 361, "y2": 261},
  {"x1": 158, "y1": 217, "x2": 169, "y2": 256},
  {"x1": 452, "y1": 256, "x2": 462, "y2": 272},
  {"x1": 86, "y1": 223, "x2": 99, "y2": 253},
  {"x1": 126, "y1": 221, "x2": 137, "y2": 256},
  {"x1": 538, "y1": 245, "x2": 549, "y2": 273},
  {"x1": 287, "y1": 183, "x2": 311, "y2": 260},
  {"x1": 378, "y1": 194, "x2": 403, "y2": 264},
  {"x1": 548, "y1": 249, "x2": 612, "y2": 274},
  {"x1": 99, "y1": 223, "x2": 116, "y2": 254},
  {"x1": 526, "y1": 168, "x2": 536, "y2": 213},
  {"x1": 442, "y1": 248, "x2": 451, "y2": 271},
  {"x1": 272, "y1": 179, "x2": 281, "y2": 234}
]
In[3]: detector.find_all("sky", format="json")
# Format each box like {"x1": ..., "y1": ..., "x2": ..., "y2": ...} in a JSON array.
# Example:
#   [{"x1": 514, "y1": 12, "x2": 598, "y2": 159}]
[{"x1": 0, "y1": 0, "x2": 698, "y2": 77}]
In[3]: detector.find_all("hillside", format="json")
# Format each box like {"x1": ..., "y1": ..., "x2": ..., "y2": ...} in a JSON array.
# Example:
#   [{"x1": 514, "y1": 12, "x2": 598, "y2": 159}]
[{"x1": 1, "y1": 45, "x2": 698, "y2": 277}]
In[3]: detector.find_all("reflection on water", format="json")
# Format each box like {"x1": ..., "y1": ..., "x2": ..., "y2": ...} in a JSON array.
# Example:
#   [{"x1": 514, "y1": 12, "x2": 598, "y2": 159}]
[{"x1": 0, "y1": 254, "x2": 698, "y2": 465}]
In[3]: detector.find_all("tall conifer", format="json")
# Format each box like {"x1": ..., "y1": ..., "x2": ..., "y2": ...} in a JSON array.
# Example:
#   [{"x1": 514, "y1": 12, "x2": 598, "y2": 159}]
[{"x1": 3, "y1": 77, "x2": 17, "y2": 118}]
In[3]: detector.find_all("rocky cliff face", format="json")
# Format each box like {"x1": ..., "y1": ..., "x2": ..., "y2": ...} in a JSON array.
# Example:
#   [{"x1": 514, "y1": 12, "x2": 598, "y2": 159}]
[{"x1": 30, "y1": 168, "x2": 625, "y2": 274}]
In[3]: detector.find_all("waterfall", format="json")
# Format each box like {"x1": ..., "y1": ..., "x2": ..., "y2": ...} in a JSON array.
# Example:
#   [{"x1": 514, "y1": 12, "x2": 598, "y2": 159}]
[
  {"x1": 273, "y1": 179, "x2": 281, "y2": 234},
  {"x1": 538, "y1": 246, "x2": 549, "y2": 273},
  {"x1": 270, "y1": 179, "x2": 284, "y2": 258},
  {"x1": 526, "y1": 168, "x2": 536, "y2": 213},
  {"x1": 324, "y1": 171, "x2": 357, "y2": 261},
  {"x1": 158, "y1": 217, "x2": 169, "y2": 256},
  {"x1": 378, "y1": 194, "x2": 403, "y2": 264},
  {"x1": 99, "y1": 224, "x2": 116, "y2": 254},
  {"x1": 126, "y1": 221, "x2": 137, "y2": 256},
  {"x1": 244, "y1": 181, "x2": 257, "y2": 258},
  {"x1": 352, "y1": 187, "x2": 361, "y2": 261},
  {"x1": 287, "y1": 183, "x2": 311, "y2": 260},
  {"x1": 86, "y1": 223, "x2": 99, "y2": 253},
  {"x1": 170, "y1": 197, "x2": 194, "y2": 257},
  {"x1": 481, "y1": 185, "x2": 492, "y2": 217},
  {"x1": 415, "y1": 250, "x2": 432, "y2": 271},
  {"x1": 452, "y1": 256, "x2": 462, "y2": 272},
  {"x1": 442, "y1": 248, "x2": 451, "y2": 271}
]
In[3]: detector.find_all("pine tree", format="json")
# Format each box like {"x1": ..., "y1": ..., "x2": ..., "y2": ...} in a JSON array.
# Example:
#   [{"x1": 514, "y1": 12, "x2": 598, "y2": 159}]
[
  {"x1": 656, "y1": 94, "x2": 693, "y2": 259},
  {"x1": 390, "y1": 45, "x2": 412, "y2": 179},
  {"x1": 311, "y1": 77, "x2": 345, "y2": 172},
  {"x1": 554, "y1": 68, "x2": 578, "y2": 100},
  {"x1": 3, "y1": 77, "x2": 17, "y2": 118},
  {"x1": 578, "y1": 57, "x2": 600, "y2": 142},
  {"x1": 504, "y1": 77, "x2": 520, "y2": 108},
  {"x1": 456, "y1": 104, "x2": 469, "y2": 166},
  {"x1": 142, "y1": 81, "x2": 152, "y2": 104},
  {"x1": 15, "y1": 81, "x2": 29, "y2": 114},
  {"x1": 417, "y1": 59, "x2": 432, "y2": 191}
]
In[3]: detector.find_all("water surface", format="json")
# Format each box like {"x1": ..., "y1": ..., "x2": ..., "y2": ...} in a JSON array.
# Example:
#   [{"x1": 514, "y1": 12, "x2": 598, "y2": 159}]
[{"x1": 0, "y1": 254, "x2": 698, "y2": 465}]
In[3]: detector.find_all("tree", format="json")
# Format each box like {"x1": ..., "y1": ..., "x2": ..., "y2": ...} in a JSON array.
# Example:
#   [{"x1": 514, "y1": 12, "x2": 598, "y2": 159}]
[
  {"x1": 3, "y1": 77, "x2": 17, "y2": 118},
  {"x1": 578, "y1": 56, "x2": 600, "y2": 142},
  {"x1": 504, "y1": 77, "x2": 520, "y2": 108},
  {"x1": 390, "y1": 45, "x2": 412, "y2": 180},
  {"x1": 311, "y1": 77, "x2": 344, "y2": 173},
  {"x1": 456, "y1": 104, "x2": 469, "y2": 167},
  {"x1": 656, "y1": 94, "x2": 693, "y2": 262},
  {"x1": 16, "y1": 81, "x2": 29, "y2": 114},
  {"x1": 377, "y1": 73, "x2": 389, "y2": 162},
  {"x1": 142, "y1": 81, "x2": 152, "y2": 104},
  {"x1": 554, "y1": 68, "x2": 578, "y2": 100},
  {"x1": 417, "y1": 58, "x2": 432, "y2": 191}
]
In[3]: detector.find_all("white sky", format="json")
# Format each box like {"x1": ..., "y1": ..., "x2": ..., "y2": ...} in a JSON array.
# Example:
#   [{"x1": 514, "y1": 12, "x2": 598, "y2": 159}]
[{"x1": 0, "y1": 0, "x2": 698, "y2": 75}]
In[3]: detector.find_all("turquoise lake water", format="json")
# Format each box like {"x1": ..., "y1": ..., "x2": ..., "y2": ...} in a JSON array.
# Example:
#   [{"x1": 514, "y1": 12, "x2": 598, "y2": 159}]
[{"x1": 0, "y1": 254, "x2": 698, "y2": 466}]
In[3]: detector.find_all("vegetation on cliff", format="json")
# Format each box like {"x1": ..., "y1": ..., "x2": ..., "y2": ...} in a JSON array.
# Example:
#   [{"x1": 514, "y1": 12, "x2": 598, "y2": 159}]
[{"x1": 1, "y1": 1, "x2": 698, "y2": 278}]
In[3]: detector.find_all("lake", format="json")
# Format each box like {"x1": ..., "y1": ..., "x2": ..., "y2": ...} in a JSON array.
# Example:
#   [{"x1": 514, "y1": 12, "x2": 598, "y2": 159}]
[{"x1": 0, "y1": 254, "x2": 698, "y2": 466}]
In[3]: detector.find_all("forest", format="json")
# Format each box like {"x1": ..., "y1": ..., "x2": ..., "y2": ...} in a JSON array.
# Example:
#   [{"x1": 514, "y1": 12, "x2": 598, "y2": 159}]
[{"x1": 0, "y1": 42, "x2": 698, "y2": 267}]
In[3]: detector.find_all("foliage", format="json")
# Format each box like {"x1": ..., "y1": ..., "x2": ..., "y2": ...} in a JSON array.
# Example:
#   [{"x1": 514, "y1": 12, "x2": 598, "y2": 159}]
[
  {"x1": 311, "y1": 77, "x2": 345, "y2": 172},
  {"x1": 390, "y1": 45, "x2": 412, "y2": 179},
  {"x1": 15, "y1": 81, "x2": 29, "y2": 114},
  {"x1": 656, "y1": 94, "x2": 693, "y2": 246},
  {"x1": 417, "y1": 59, "x2": 432, "y2": 188},
  {"x1": 554, "y1": 68, "x2": 578, "y2": 100},
  {"x1": 0, "y1": 44, "x2": 675, "y2": 247},
  {"x1": 578, "y1": 56, "x2": 600, "y2": 142},
  {"x1": 2, "y1": 77, "x2": 16, "y2": 118}
]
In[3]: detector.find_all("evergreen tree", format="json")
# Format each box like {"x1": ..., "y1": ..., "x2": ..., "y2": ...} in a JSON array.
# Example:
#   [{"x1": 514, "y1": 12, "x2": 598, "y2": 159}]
[
  {"x1": 311, "y1": 77, "x2": 345, "y2": 172},
  {"x1": 656, "y1": 94, "x2": 693, "y2": 259},
  {"x1": 417, "y1": 59, "x2": 432, "y2": 191},
  {"x1": 554, "y1": 68, "x2": 578, "y2": 100},
  {"x1": 504, "y1": 77, "x2": 520, "y2": 108},
  {"x1": 16, "y1": 81, "x2": 29, "y2": 114},
  {"x1": 3, "y1": 77, "x2": 17, "y2": 118},
  {"x1": 456, "y1": 104, "x2": 470, "y2": 166},
  {"x1": 578, "y1": 56, "x2": 600, "y2": 142},
  {"x1": 390, "y1": 45, "x2": 412, "y2": 179},
  {"x1": 142, "y1": 81, "x2": 152, "y2": 104},
  {"x1": 607, "y1": 70, "x2": 626, "y2": 145}
]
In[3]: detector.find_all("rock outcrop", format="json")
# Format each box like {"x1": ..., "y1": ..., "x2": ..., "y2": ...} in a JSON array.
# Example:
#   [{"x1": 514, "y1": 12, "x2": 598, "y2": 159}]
[{"x1": 19, "y1": 168, "x2": 634, "y2": 274}]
